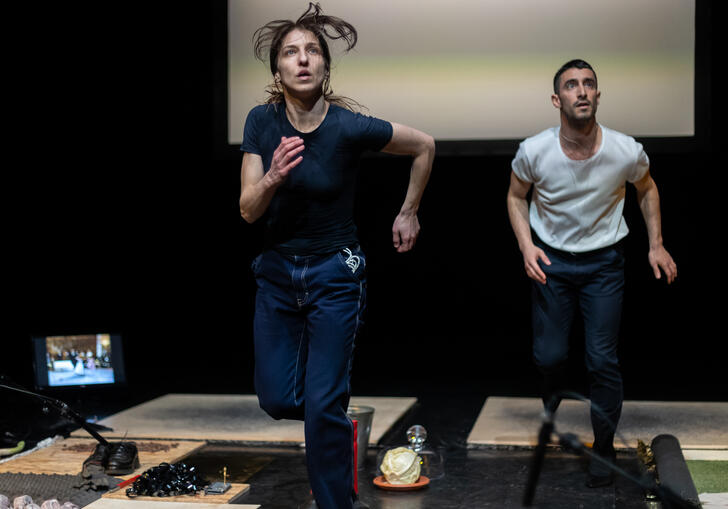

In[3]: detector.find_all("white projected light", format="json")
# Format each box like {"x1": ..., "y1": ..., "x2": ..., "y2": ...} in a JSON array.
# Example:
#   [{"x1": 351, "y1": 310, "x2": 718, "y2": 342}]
[{"x1": 228, "y1": 0, "x2": 694, "y2": 143}]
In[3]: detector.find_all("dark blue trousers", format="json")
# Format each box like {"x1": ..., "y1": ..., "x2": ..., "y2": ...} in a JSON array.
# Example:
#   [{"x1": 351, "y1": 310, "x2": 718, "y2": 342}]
[
  {"x1": 251, "y1": 246, "x2": 366, "y2": 509},
  {"x1": 532, "y1": 239, "x2": 624, "y2": 475}
]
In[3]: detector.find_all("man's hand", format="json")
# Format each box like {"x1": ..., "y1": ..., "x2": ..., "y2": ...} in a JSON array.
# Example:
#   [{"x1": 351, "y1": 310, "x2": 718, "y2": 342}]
[
  {"x1": 522, "y1": 244, "x2": 551, "y2": 284},
  {"x1": 633, "y1": 172, "x2": 676, "y2": 284},
  {"x1": 265, "y1": 136, "x2": 304, "y2": 187},
  {"x1": 648, "y1": 246, "x2": 677, "y2": 284},
  {"x1": 392, "y1": 211, "x2": 420, "y2": 252}
]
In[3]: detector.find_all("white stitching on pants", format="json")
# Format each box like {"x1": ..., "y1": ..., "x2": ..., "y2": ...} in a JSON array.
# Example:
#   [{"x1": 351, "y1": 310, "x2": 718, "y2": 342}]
[
  {"x1": 301, "y1": 260, "x2": 309, "y2": 294},
  {"x1": 343, "y1": 280, "x2": 363, "y2": 469},
  {"x1": 295, "y1": 259, "x2": 309, "y2": 308},
  {"x1": 349, "y1": 280, "x2": 363, "y2": 377},
  {"x1": 293, "y1": 318, "x2": 306, "y2": 406}
]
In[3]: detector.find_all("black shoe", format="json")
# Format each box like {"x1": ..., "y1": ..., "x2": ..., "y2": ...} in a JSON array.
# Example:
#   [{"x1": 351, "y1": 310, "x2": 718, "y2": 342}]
[
  {"x1": 353, "y1": 493, "x2": 370, "y2": 509},
  {"x1": 298, "y1": 499, "x2": 317, "y2": 509},
  {"x1": 105, "y1": 441, "x2": 140, "y2": 475},
  {"x1": 299, "y1": 493, "x2": 366, "y2": 508},
  {"x1": 300, "y1": 499, "x2": 367, "y2": 508},
  {"x1": 586, "y1": 472, "x2": 614, "y2": 488},
  {"x1": 82, "y1": 442, "x2": 111, "y2": 478},
  {"x1": 587, "y1": 446, "x2": 616, "y2": 486}
]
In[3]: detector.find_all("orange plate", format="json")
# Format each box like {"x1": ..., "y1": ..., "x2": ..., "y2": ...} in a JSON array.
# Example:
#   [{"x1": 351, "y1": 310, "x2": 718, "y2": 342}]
[{"x1": 373, "y1": 475, "x2": 430, "y2": 491}]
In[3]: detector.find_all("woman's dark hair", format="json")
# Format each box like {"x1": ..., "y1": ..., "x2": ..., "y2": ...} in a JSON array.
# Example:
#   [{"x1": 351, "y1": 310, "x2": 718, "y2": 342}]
[
  {"x1": 252, "y1": 3, "x2": 361, "y2": 110},
  {"x1": 553, "y1": 59, "x2": 597, "y2": 94}
]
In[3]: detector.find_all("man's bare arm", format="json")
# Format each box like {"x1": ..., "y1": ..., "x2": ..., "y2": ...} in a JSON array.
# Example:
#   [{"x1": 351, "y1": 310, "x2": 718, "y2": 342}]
[
  {"x1": 507, "y1": 171, "x2": 550, "y2": 284},
  {"x1": 632, "y1": 171, "x2": 677, "y2": 284}
]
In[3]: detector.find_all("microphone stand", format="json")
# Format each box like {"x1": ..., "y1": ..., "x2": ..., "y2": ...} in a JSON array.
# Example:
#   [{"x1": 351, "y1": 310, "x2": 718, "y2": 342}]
[
  {"x1": 522, "y1": 408, "x2": 554, "y2": 506},
  {"x1": 0, "y1": 379, "x2": 109, "y2": 447}
]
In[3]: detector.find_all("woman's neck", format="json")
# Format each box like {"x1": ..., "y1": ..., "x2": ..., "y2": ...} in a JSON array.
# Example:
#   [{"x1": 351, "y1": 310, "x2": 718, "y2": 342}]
[{"x1": 283, "y1": 91, "x2": 328, "y2": 133}]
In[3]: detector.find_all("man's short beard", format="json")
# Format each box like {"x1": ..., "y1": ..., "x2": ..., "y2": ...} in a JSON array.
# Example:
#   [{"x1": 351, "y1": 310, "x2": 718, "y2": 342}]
[{"x1": 563, "y1": 106, "x2": 596, "y2": 126}]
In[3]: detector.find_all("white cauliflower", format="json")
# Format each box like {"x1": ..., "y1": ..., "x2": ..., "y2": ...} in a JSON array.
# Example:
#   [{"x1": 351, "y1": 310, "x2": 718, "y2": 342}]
[{"x1": 380, "y1": 447, "x2": 421, "y2": 484}]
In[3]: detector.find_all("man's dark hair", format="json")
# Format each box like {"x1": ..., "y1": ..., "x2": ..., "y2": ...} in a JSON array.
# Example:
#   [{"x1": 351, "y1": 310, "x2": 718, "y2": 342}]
[
  {"x1": 252, "y1": 3, "x2": 360, "y2": 109},
  {"x1": 553, "y1": 59, "x2": 597, "y2": 94}
]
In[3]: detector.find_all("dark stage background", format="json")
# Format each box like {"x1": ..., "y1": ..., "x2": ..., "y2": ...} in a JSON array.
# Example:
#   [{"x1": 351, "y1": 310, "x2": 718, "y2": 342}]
[{"x1": 4, "y1": 2, "x2": 724, "y2": 412}]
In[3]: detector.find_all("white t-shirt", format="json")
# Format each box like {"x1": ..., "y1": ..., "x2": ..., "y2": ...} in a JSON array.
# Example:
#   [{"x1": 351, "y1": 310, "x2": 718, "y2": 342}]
[{"x1": 511, "y1": 125, "x2": 649, "y2": 253}]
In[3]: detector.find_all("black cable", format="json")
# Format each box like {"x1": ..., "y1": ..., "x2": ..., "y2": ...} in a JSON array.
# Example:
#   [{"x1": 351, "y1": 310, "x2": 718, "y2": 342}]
[{"x1": 0, "y1": 380, "x2": 109, "y2": 446}]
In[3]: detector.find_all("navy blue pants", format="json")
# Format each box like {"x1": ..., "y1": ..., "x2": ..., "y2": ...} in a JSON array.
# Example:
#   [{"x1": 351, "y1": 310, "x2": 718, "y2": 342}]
[
  {"x1": 532, "y1": 239, "x2": 624, "y2": 475},
  {"x1": 251, "y1": 246, "x2": 366, "y2": 509}
]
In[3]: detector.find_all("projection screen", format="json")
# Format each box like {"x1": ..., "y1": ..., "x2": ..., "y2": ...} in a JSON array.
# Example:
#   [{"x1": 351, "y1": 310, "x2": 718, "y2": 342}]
[{"x1": 228, "y1": 0, "x2": 694, "y2": 143}]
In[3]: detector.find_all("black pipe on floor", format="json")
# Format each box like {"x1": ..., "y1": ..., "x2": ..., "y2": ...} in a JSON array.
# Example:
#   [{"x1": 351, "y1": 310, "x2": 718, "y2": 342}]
[{"x1": 651, "y1": 434, "x2": 700, "y2": 508}]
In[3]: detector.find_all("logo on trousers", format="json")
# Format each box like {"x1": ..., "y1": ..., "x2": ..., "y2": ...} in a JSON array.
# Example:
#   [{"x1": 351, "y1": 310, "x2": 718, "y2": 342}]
[{"x1": 342, "y1": 248, "x2": 360, "y2": 274}]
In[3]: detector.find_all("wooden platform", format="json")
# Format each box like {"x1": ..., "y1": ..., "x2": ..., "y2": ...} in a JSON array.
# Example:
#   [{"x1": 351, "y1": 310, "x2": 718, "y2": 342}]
[
  {"x1": 86, "y1": 500, "x2": 258, "y2": 509},
  {"x1": 70, "y1": 394, "x2": 417, "y2": 445},
  {"x1": 102, "y1": 482, "x2": 250, "y2": 504},
  {"x1": 0, "y1": 437, "x2": 253, "y2": 505},
  {"x1": 467, "y1": 397, "x2": 728, "y2": 450},
  {"x1": 0, "y1": 438, "x2": 205, "y2": 476}
]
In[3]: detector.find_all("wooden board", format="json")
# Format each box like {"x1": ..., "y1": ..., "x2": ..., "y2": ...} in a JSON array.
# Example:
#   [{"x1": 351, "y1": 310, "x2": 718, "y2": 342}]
[
  {"x1": 468, "y1": 397, "x2": 728, "y2": 449},
  {"x1": 0, "y1": 438, "x2": 205, "y2": 476},
  {"x1": 86, "y1": 500, "x2": 259, "y2": 509},
  {"x1": 102, "y1": 482, "x2": 250, "y2": 503},
  {"x1": 69, "y1": 394, "x2": 417, "y2": 445}
]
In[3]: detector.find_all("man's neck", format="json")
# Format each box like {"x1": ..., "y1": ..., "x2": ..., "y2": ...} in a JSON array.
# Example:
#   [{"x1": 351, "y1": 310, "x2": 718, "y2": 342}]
[
  {"x1": 559, "y1": 116, "x2": 601, "y2": 160},
  {"x1": 284, "y1": 92, "x2": 328, "y2": 133}
]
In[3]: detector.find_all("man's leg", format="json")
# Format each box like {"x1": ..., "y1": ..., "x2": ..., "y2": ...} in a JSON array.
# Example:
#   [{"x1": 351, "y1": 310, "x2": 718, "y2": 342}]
[
  {"x1": 532, "y1": 252, "x2": 578, "y2": 411},
  {"x1": 302, "y1": 247, "x2": 367, "y2": 509},
  {"x1": 579, "y1": 247, "x2": 625, "y2": 482}
]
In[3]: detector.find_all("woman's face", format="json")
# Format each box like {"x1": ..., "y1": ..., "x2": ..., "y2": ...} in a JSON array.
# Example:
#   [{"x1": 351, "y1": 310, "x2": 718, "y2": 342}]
[{"x1": 275, "y1": 28, "x2": 327, "y2": 99}]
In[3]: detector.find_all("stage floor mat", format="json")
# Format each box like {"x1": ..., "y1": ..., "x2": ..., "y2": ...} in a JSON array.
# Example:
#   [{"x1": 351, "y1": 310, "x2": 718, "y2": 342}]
[
  {"x1": 468, "y1": 397, "x2": 728, "y2": 450},
  {"x1": 70, "y1": 394, "x2": 416, "y2": 445}
]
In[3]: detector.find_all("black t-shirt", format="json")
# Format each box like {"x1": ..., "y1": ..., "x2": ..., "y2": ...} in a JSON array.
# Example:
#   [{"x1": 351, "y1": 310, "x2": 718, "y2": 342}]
[{"x1": 241, "y1": 103, "x2": 393, "y2": 255}]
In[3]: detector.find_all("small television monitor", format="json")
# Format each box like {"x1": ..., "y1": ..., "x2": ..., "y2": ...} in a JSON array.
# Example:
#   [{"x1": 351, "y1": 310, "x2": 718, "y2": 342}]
[{"x1": 32, "y1": 333, "x2": 127, "y2": 390}]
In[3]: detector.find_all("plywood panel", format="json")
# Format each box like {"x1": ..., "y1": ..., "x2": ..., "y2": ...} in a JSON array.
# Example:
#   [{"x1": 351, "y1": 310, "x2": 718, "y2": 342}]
[
  {"x1": 468, "y1": 397, "x2": 728, "y2": 449},
  {"x1": 102, "y1": 482, "x2": 250, "y2": 504},
  {"x1": 70, "y1": 394, "x2": 417, "y2": 445},
  {"x1": 86, "y1": 500, "x2": 258, "y2": 509},
  {"x1": 0, "y1": 438, "x2": 205, "y2": 476}
]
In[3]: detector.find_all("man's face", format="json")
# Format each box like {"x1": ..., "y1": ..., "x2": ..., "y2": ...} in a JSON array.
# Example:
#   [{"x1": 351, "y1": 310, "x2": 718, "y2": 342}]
[
  {"x1": 552, "y1": 67, "x2": 600, "y2": 122},
  {"x1": 275, "y1": 28, "x2": 327, "y2": 98}
]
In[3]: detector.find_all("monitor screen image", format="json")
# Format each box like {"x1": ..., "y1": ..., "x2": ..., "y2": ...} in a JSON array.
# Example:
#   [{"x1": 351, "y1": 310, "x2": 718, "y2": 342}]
[
  {"x1": 228, "y1": 0, "x2": 695, "y2": 143},
  {"x1": 32, "y1": 333, "x2": 126, "y2": 389}
]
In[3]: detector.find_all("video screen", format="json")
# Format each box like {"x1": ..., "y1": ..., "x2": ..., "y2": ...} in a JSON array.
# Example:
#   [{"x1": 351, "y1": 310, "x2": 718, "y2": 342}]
[
  {"x1": 32, "y1": 333, "x2": 126, "y2": 389},
  {"x1": 228, "y1": 0, "x2": 695, "y2": 142}
]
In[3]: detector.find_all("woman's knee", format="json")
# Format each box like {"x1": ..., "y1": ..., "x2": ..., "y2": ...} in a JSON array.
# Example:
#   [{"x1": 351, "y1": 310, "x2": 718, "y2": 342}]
[{"x1": 257, "y1": 391, "x2": 302, "y2": 420}]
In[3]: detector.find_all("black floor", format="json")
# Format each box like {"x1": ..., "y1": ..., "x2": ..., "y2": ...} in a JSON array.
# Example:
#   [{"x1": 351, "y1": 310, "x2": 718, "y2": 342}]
[
  {"x1": 181, "y1": 394, "x2": 648, "y2": 508},
  {"x1": 184, "y1": 445, "x2": 645, "y2": 509},
  {"x1": 2, "y1": 392, "x2": 652, "y2": 508}
]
